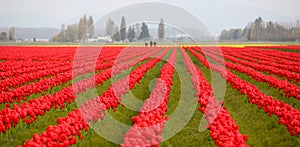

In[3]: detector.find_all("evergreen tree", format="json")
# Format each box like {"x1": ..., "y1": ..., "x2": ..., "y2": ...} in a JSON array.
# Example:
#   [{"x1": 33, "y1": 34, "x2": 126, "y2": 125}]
[
  {"x1": 127, "y1": 26, "x2": 136, "y2": 42},
  {"x1": 138, "y1": 22, "x2": 150, "y2": 40},
  {"x1": 120, "y1": 16, "x2": 127, "y2": 41},
  {"x1": 112, "y1": 25, "x2": 121, "y2": 42},
  {"x1": 158, "y1": 18, "x2": 165, "y2": 39}
]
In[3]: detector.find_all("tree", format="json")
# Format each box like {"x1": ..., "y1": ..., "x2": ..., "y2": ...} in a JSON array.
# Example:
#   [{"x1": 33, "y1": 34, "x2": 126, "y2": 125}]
[
  {"x1": 158, "y1": 18, "x2": 165, "y2": 39},
  {"x1": 65, "y1": 24, "x2": 78, "y2": 42},
  {"x1": 78, "y1": 18, "x2": 85, "y2": 40},
  {"x1": 266, "y1": 21, "x2": 275, "y2": 41},
  {"x1": 60, "y1": 24, "x2": 65, "y2": 42},
  {"x1": 219, "y1": 17, "x2": 300, "y2": 41},
  {"x1": 120, "y1": 16, "x2": 126, "y2": 41},
  {"x1": 87, "y1": 16, "x2": 94, "y2": 38},
  {"x1": 127, "y1": 26, "x2": 135, "y2": 42},
  {"x1": 78, "y1": 15, "x2": 88, "y2": 40},
  {"x1": 83, "y1": 15, "x2": 87, "y2": 27},
  {"x1": 138, "y1": 22, "x2": 150, "y2": 40},
  {"x1": 106, "y1": 18, "x2": 115, "y2": 36},
  {"x1": 135, "y1": 23, "x2": 140, "y2": 39},
  {"x1": 112, "y1": 25, "x2": 121, "y2": 42},
  {"x1": 296, "y1": 20, "x2": 300, "y2": 40},
  {"x1": 52, "y1": 34, "x2": 60, "y2": 42},
  {"x1": 52, "y1": 14, "x2": 91, "y2": 42},
  {"x1": 0, "y1": 32, "x2": 8, "y2": 41},
  {"x1": 250, "y1": 17, "x2": 263, "y2": 41},
  {"x1": 8, "y1": 27, "x2": 15, "y2": 41}
]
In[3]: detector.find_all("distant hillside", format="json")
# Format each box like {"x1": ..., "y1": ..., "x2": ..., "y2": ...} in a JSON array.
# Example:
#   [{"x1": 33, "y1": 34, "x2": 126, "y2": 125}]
[{"x1": 0, "y1": 27, "x2": 60, "y2": 39}]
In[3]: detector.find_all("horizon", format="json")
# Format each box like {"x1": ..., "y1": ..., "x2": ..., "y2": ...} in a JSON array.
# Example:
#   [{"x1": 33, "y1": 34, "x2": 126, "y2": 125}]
[{"x1": 1, "y1": 0, "x2": 300, "y2": 35}]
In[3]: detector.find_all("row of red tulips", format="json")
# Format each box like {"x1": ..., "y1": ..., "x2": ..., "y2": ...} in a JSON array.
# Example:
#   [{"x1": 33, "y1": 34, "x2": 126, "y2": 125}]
[
  {"x1": 243, "y1": 51, "x2": 300, "y2": 67},
  {"x1": 80, "y1": 48, "x2": 168, "y2": 122},
  {"x1": 245, "y1": 46, "x2": 300, "y2": 62},
  {"x1": 0, "y1": 48, "x2": 162, "y2": 134},
  {"x1": 222, "y1": 48, "x2": 300, "y2": 73},
  {"x1": 0, "y1": 46, "x2": 76, "y2": 61},
  {"x1": 0, "y1": 46, "x2": 123, "y2": 79},
  {"x1": 0, "y1": 48, "x2": 156, "y2": 104},
  {"x1": 21, "y1": 48, "x2": 169, "y2": 146},
  {"x1": 0, "y1": 62, "x2": 71, "y2": 91},
  {"x1": 222, "y1": 47, "x2": 300, "y2": 67},
  {"x1": 122, "y1": 48, "x2": 176, "y2": 147},
  {"x1": 0, "y1": 61, "x2": 71, "y2": 81},
  {"x1": 188, "y1": 47, "x2": 300, "y2": 136},
  {"x1": 198, "y1": 48, "x2": 300, "y2": 100},
  {"x1": 222, "y1": 51, "x2": 300, "y2": 82},
  {"x1": 195, "y1": 47, "x2": 300, "y2": 83},
  {"x1": 251, "y1": 45, "x2": 300, "y2": 51},
  {"x1": 181, "y1": 48, "x2": 248, "y2": 146},
  {"x1": 0, "y1": 46, "x2": 127, "y2": 89},
  {"x1": 72, "y1": 47, "x2": 155, "y2": 77},
  {"x1": 72, "y1": 48, "x2": 160, "y2": 95}
]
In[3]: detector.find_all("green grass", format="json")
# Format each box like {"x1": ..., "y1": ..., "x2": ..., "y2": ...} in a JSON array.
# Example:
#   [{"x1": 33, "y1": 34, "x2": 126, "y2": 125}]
[
  {"x1": 224, "y1": 84, "x2": 300, "y2": 146},
  {"x1": 230, "y1": 70, "x2": 300, "y2": 111},
  {"x1": 161, "y1": 49, "x2": 215, "y2": 146},
  {"x1": 107, "y1": 59, "x2": 167, "y2": 126},
  {"x1": 273, "y1": 48, "x2": 300, "y2": 53}
]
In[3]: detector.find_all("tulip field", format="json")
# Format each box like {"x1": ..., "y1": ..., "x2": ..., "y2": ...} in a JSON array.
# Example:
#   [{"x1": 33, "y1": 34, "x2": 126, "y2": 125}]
[{"x1": 0, "y1": 45, "x2": 299, "y2": 146}]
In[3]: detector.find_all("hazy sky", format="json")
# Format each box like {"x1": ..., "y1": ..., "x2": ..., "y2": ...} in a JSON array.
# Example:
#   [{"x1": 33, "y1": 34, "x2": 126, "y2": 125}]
[{"x1": 0, "y1": 0, "x2": 299, "y2": 35}]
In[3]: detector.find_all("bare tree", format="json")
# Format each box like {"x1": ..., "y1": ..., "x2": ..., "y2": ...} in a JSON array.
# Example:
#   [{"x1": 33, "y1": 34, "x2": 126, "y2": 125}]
[
  {"x1": 106, "y1": 18, "x2": 115, "y2": 36},
  {"x1": 87, "y1": 16, "x2": 94, "y2": 38},
  {"x1": 60, "y1": 24, "x2": 65, "y2": 42},
  {"x1": 65, "y1": 24, "x2": 78, "y2": 42}
]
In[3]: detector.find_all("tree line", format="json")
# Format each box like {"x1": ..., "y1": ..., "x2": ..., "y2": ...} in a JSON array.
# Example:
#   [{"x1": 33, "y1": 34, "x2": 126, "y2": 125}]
[
  {"x1": 0, "y1": 27, "x2": 15, "y2": 41},
  {"x1": 106, "y1": 17, "x2": 165, "y2": 42},
  {"x1": 52, "y1": 15, "x2": 165, "y2": 42},
  {"x1": 219, "y1": 17, "x2": 300, "y2": 42},
  {"x1": 52, "y1": 15, "x2": 94, "y2": 42}
]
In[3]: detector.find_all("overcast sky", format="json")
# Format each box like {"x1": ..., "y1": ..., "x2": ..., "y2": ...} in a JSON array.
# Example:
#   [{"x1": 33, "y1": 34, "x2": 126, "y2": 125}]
[{"x1": 0, "y1": 0, "x2": 299, "y2": 35}]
